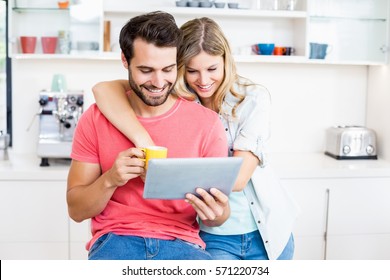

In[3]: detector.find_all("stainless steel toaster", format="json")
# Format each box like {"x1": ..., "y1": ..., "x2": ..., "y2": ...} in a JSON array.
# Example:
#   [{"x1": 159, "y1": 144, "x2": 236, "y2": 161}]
[{"x1": 325, "y1": 126, "x2": 377, "y2": 159}]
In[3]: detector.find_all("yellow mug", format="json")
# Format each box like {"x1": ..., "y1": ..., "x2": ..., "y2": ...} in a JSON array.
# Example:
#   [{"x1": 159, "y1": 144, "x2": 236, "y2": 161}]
[{"x1": 140, "y1": 146, "x2": 168, "y2": 169}]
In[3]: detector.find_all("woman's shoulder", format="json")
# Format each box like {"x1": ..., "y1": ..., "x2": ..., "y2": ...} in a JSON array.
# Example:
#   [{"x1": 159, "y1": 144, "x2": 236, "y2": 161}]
[
  {"x1": 239, "y1": 81, "x2": 270, "y2": 101},
  {"x1": 226, "y1": 81, "x2": 271, "y2": 109}
]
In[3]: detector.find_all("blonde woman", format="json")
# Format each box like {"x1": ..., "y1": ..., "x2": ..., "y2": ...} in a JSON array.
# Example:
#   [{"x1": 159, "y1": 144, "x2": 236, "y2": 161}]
[{"x1": 92, "y1": 17, "x2": 298, "y2": 260}]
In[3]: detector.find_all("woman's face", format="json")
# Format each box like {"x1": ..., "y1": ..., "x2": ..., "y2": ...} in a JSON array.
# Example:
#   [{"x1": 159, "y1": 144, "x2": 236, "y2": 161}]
[{"x1": 184, "y1": 51, "x2": 224, "y2": 105}]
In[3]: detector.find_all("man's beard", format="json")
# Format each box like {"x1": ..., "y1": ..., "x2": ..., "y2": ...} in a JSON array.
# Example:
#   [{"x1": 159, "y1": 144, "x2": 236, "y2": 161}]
[{"x1": 128, "y1": 70, "x2": 174, "y2": 107}]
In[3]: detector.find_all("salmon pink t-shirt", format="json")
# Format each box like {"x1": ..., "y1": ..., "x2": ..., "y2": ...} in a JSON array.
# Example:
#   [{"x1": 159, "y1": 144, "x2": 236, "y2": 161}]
[{"x1": 71, "y1": 97, "x2": 228, "y2": 250}]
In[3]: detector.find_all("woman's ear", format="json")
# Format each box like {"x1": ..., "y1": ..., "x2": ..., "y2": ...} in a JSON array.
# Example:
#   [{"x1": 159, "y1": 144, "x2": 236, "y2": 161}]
[{"x1": 121, "y1": 52, "x2": 129, "y2": 69}]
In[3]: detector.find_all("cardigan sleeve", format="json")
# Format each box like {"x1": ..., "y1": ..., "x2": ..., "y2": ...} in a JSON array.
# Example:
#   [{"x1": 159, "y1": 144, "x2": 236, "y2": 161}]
[{"x1": 233, "y1": 86, "x2": 271, "y2": 167}]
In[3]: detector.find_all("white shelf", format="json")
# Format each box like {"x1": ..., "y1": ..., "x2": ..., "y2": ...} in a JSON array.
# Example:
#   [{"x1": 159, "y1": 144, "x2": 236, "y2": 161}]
[
  {"x1": 8, "y1": 0, "x2": 389, "y2": 65},
  {"x1": 11, "y1": 52, "x2": 386, "y2": 66},
  {"x1": 105, "y1": 7, "x2": 307, "y2": 19},
  {"x1": 11, "y1": 53, "x2": 104, "y2": 60},
  {"x1": 309, "y1": 15, "x2": 387, "y2": 22},
  {"x1": 12, "y1": 7, "x2": 69, "y2": 13}
]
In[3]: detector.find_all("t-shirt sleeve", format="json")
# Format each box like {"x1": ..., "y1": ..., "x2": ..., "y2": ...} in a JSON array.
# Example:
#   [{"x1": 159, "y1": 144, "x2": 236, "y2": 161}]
[
  {"x1": 70, "y1": 105, "x2": 100, "y2": 163},
  {"x1": 233, "y1": 89, "x2": 271, "y2": 166}
]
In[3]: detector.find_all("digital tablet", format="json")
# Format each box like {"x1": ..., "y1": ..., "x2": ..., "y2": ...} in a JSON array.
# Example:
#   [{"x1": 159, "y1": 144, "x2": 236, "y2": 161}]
[{"x1": 143, "y1": 157, "x2": 243, "y2": 200}]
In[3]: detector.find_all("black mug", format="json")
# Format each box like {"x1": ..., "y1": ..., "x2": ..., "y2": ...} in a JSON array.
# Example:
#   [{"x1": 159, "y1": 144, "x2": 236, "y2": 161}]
[{"x1": 284, "y1": 47, "x2": 295, "y2": 56}]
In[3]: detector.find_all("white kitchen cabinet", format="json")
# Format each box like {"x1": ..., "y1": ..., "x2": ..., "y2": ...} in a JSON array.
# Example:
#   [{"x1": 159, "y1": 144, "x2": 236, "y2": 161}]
[
  {"x1": 69, "y1": 219, "x2": 90, "y2": 260},
  {"x1": 0, "y1": 178, "x2": 91, "y2": 260},
  {"x1": 308, "y1": 0, "x2": 390, "y2": 64},
  {"x1": 0, "y1": 180, "x2": 69, "y2": 259},
  {"x1": 326, "y1": 178, "x2": 390, "y2": 259},
  {"x1": 281, "y1": 179, "x2": 329, "y2": 260},
  {"x1": 103, "y1": 0, "x2": 308, "y2": 62},
  {"x1": 8, "y1": 0, "x2": 103, "y2": 56},
  {"x1": 8, "y1": 0, "x2": 390, "y2": 65},
  {"x1": 284, "y1": 177, "x2": 390, "y2": 260}
]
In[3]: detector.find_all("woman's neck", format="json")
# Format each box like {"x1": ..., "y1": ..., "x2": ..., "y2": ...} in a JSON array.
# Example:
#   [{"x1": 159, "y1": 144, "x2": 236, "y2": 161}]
[{"x1": 200, "y1": 98, "x2": 217, "y2": 113}]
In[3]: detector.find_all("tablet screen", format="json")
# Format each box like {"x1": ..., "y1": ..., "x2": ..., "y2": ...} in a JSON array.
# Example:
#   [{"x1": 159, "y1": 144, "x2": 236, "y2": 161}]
[{"x1": 143, "y1": 157, "x2": 243, "y2": 200}]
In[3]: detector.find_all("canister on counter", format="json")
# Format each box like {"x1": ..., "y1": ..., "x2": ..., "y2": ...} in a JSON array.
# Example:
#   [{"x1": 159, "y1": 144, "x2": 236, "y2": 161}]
[{"x1": 0, "y1": 130, "x2": 10, "y2": 161}]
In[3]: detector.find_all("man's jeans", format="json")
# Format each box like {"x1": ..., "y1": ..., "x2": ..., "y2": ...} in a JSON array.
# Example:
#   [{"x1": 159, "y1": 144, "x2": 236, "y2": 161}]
[
  {"x1": 200, "y1": 230, "x2": 295, "y2": 260},
  {"x1": 88, "y1": 233, "x2": 212, "y2": 260}
]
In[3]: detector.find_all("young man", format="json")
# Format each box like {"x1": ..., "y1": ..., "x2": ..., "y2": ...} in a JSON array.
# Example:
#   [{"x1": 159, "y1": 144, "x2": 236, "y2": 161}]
[{"x1": 66, "y1": 11, "x2": 230, "y2": 260}]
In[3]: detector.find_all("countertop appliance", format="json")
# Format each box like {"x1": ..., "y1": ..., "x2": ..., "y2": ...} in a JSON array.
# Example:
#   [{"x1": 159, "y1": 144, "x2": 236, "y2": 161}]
[
  {"x1": 325, "y1": 125, "x2": 377, "y2": 160},
  {"x1": 37, "y1": 90, "x2": 84, "y2": 166},
  {"x1": 0, "y1": 130, "x2": 10, "y2": 161}
]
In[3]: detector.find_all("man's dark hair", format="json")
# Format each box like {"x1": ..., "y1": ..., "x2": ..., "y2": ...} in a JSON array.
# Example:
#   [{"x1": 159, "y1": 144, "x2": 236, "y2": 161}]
[{"x1": 119, "y1": 11, "x2": 183, "y2": 63}]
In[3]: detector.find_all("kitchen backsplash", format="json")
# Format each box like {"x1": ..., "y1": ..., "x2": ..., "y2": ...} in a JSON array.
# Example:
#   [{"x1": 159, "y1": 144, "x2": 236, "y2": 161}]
[{"x1": 10, "y1": 59, "x2": 368, "y2": 156}]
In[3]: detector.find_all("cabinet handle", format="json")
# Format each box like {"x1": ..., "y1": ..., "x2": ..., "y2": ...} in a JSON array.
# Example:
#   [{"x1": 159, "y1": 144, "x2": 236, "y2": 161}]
[{"x1": 324, "y1": 188, "x2": 330, "y2": 260}]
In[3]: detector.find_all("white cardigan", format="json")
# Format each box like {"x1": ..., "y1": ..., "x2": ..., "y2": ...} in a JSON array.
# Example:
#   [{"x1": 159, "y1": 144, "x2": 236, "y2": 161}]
[
  {"x1": 224, "y1": 83, "x2": 300, "y2": 259},
  {"x1": 201, "y1": 82, "x2": 300, "y2": 259}
]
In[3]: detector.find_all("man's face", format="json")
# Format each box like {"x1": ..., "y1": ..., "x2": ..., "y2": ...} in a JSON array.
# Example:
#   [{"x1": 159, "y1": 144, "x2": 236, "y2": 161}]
[{"x1": 125, "y1": 38, "x2": 177, "y2": 107}]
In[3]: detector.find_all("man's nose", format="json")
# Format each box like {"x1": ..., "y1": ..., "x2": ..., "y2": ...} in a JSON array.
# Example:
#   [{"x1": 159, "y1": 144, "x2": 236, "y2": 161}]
[{"x1": 151, "y1": 72, "x2": 166, "y2": 88}]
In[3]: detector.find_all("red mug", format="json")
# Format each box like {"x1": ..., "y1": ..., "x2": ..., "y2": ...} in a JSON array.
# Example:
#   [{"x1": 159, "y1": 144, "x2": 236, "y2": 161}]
[
  {"x1": 41, "y1": 37, "x2": 58, "y2": 54},
  {"x1": 20, "y1": 36, "x2": 37, "y2": 54}
]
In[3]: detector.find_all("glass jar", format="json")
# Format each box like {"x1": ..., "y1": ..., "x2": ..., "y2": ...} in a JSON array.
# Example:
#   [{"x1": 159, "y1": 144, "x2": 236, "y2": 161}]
[{"x1": 58, "y1": 30, "x2": 71, "y2": 54}]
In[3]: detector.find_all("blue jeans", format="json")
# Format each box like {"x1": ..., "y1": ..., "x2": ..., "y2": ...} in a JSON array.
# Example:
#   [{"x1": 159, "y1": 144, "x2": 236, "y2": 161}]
[
  {"x1": 199, "y1": 230, "x2": 294, "y2": 260},
  {"x1": 88, "y1": 233, "x2": 212, "y2": 260}
]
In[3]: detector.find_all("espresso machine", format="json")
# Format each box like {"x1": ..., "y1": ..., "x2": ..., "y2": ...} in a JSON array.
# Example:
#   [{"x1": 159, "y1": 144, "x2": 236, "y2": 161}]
[{"x1": 37, "y1": 90, "x2": 84, "y2": 166}]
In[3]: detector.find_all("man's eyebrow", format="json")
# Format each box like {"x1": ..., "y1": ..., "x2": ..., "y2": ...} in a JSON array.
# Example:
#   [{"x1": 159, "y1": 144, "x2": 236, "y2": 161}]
[
  {"x1": 136, "y1": 63, "x2": 177, "y2": 70},
  {"x1": 136, "y1": 65, "x2": 153, "y2": 70},
  {"x1": 163, "y1": 63, "x2": 177, "y2": 69}
]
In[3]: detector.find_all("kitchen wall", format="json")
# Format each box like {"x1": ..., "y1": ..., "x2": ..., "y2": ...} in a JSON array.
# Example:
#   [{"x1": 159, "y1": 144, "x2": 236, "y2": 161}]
[
  {"x1": 11, "y1": 58, "x2": 368, "y2": 155},
  {"x1": 367, "y1": 62, "x2": 390, "y2": 161},
  {"x1": 10, "y1": 0, "x2": 380, "y2": 158}
]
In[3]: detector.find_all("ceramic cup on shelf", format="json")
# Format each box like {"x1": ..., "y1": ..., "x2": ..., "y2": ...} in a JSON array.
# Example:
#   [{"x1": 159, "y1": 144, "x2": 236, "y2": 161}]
[
  {"x1": 175, "y1": 0, "x2": 187, "y2": 7},
  {"x1": 259, "y1": 43, "x2": 275, "y2": 55},
  {"x1": 20, "y1": 36, "x2": 37, "y2": 54},
  {"x1": 214, "y1": 2, "x2": 225, "y2": 8},
  {"x1": 188, "y1": 1, "x2": 200, "y2": 7},
  {"x1": 227, "y1": 2, "x2": 239, "y2": 9},
  {"x1": 309, "y1": 42, "x2": 332, "y2": 59},
  {"x1": 273, "y1": 46, "x2": 287, "y2": 55},
  {"x1": 284, "y1": 47, "x2": 295, "y2": 56},
  {"x1": 200, "y1": 1, "x2": 213, "y2": 8},
  {"x1": 51, "y1": 74, "x2": 67, "y2": 92},
  {"x1": 57, "y1": 1, "x2": 69, "y2": 9},
  {"x1": 252, "y1": 43, "x2": 275, "y2": 55},
  {"x1": 41, "y1": 37, "x2": 58, "y2": 54}
]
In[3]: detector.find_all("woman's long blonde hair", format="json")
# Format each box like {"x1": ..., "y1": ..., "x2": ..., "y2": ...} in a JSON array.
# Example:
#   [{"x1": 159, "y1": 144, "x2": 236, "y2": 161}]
[{"x1": 174, "y1": 17, "x2": 251, "y2": 116}]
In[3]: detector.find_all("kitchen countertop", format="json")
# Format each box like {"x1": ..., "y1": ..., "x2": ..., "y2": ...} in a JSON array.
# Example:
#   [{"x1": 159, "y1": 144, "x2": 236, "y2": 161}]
[
  {"x1": 1, "y1": 150, "x2": 390, "y2": 181},
  {"x1": 270, "y1": 152, "x2": 390, "y2": 179},
  {"x1": 0, "y1": 151, "x2": 70, "y2": 181}
]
